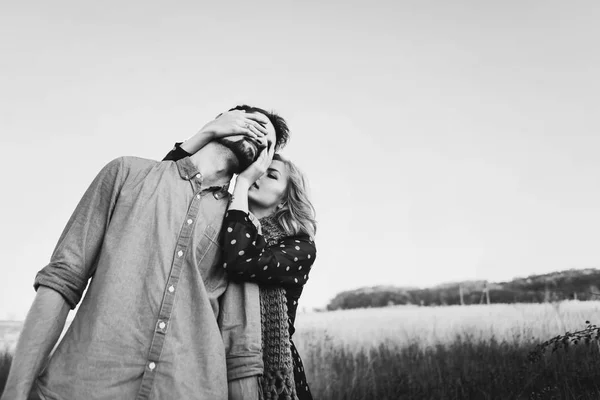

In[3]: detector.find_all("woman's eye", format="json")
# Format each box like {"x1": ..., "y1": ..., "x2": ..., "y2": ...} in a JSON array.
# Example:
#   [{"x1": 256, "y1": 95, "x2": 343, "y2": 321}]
[{"x1": 268, "y1": 174, "x2": 277, "y2": 180}]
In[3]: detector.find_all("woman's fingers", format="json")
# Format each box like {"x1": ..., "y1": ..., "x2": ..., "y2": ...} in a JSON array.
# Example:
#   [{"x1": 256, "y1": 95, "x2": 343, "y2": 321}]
[
  {"x1": 245, "y1": 112, "x2": 270, "y2": 127},
  {"x1": 260, "y1": 142, "x2": 274, "y2": 170},
  {"x1": 257, "y1": 148, "x2": 267, "y2": 162},
  {"x1": 246, "y1": 124, "x2": 262, "y2": 139},
  {"x1": 244, "y1": 118, "x2": 268, "y2": 136},
  {"x1": 269, "y1": 140, "x2": 275, "y2": 157},
  {"x1": 260, "y1": 145, "x2": 271, "y2": 163},
  {"x1": 235, "y1": 121, "x2": 259, "y2": 140}
]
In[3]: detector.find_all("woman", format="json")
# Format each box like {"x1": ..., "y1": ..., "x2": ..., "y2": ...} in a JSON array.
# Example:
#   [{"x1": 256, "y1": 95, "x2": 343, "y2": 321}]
[{"x1": 164, "y1": 129, "x2": 317, "y2": 400}]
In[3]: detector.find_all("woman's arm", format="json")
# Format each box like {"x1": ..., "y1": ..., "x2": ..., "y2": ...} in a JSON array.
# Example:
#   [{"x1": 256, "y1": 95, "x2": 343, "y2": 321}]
[
  {"x1": 178, "y1": 131, "x2": 216, "y2": 155},
  {"x1": 220, "y1": 210, "x2": 316, "y2": 287},
  {"x1": 228, "y1": 177, "x2": 252, "y2": 214},
  {"x1": 162, "y1": 110, "x2": 269, "y2": 160},
  {"x1": 0, "y1": 287, "x2": 70, "y2": 400}
]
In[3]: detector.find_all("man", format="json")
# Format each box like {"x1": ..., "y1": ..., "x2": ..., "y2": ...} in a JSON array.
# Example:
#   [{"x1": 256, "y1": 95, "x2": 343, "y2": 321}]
[{"x1": 1, "y1": 105, "x2": 290, "y2": 400}]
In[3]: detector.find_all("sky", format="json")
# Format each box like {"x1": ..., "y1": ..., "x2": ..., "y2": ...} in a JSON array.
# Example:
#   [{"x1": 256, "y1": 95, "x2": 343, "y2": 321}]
[{"x1": 1, "y1": 0, "x2": 599, "y2": 320}]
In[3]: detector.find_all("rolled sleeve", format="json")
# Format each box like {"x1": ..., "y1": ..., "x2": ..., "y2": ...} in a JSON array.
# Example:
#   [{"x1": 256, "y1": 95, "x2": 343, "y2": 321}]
[
  {"x1": 34, "y1": 157, "x2": 126, "y2": 309},
  {"x1": 227, "y1": 354, "x2": 263, "y2": 382},
  {"x1": 218, "y1": 281, "x2": 263, "y2": 381},
  {"x1": 34, "y1": 263, "x2": 88, "y2": 309}
]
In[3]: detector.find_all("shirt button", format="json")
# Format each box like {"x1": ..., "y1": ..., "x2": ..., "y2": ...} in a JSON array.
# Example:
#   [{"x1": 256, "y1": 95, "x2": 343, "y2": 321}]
[
  {"x1": 168, "y1": 285, "x2": 175, "y2": 293},
  {"x1": 158, "y1": 321, "x2": 166, "y2": 329},
  {"x1": 187, "y1": 219, "x2": 193, "y2": 225},
  {"x1": 196, "y1": 174, "x2": 202, "y2": 180},
  {"x1": 196, "y1": 194, "x2": 201, "y2": 199},
  {"x1": 184, "y1": 175, "x2": 189, "y2": 179},
  {"x1": 177, "y1": 250, "x2": 183, "y2": 257},
  {"x1": 148, "y1": 362, "x2": 156, "y2": 370}
]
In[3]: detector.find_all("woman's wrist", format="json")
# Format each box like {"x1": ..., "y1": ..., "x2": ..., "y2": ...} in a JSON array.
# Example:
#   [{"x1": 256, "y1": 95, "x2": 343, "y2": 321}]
[
  {"x1": 180, "y1": 127, "x2": 215, "y2": 154},
  {"x1": 234, "y1": 177, "x2": 252, "y2": 192},
  {"x1": 229, "y1": 178, "x2": 251, "y2": 214}
]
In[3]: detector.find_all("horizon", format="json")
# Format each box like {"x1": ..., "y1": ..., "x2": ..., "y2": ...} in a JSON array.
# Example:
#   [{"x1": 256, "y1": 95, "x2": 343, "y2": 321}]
[
  {"x1": 2, "y1": 0, "x2": 600, "y2": 320},
  {"x1": 3, "y1": 266, "x2": 597, "y2": 322},
  {"x1": 331, "y1": 266, "x2": 600, "y2": 292}
]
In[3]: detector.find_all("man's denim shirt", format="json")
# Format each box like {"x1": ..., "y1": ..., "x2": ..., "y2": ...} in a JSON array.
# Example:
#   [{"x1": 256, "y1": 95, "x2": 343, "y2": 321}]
[{"x1": 33, "y1": 156, "x2": 262, "y2": 400}]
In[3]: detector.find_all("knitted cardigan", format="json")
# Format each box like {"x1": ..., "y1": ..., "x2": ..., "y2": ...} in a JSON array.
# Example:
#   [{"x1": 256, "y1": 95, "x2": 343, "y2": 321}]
[{"x1": 258, "y1": 215, "x2": 297, "y2": 400}]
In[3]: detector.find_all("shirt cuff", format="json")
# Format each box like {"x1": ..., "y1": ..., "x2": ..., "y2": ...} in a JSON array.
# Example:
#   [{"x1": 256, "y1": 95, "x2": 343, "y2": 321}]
[
  {"x1": 33, "y1": 265, "x2": 87, "y2": 309},
  {"x1": 227, "y1": 354, "x2": 264, "y2": 381}
]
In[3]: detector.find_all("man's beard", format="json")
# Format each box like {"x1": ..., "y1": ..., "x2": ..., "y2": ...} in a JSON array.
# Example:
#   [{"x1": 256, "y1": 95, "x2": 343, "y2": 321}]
[{"x1": 218, "y1": 137, "x2": 258, "y2": 173}]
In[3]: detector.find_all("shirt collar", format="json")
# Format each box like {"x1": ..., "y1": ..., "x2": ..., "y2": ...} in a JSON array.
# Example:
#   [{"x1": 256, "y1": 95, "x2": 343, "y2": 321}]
[
  {"x1": 175, "y1": 156, "x2": 200, "y2": 180},
  {"x1": 175, "y1": 157, "x2": 231, "y2": 199}
]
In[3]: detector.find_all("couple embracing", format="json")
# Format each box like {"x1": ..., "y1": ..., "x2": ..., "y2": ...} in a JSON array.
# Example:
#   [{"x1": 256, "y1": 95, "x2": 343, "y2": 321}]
[{"x1": 1, "y1": 105, "x2": 316, "y2": 400}]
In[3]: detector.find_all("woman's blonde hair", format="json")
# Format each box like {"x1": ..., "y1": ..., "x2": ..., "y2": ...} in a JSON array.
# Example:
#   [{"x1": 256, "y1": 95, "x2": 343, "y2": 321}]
[{"x1": 271, "y1": 154, "x2": 317, "y2": 239}]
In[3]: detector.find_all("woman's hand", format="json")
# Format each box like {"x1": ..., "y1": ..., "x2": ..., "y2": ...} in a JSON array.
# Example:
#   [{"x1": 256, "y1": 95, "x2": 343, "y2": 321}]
[
  {"x1": 180, "y1": 110, "x2": 270, "y2": 154},
  {"x1": 199, "y1": 109, "x2": 269, "y2": 142},
  {"x1": 236, "y1": 140, "x2": 275, "y2": 187},
  {"x1": 228, "y1": 141, "x2": 275, "y2": 215}
]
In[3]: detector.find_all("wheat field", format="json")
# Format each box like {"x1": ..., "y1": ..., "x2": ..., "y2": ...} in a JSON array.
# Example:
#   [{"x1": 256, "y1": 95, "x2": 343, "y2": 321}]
[
  {"x1": 292, "y1": 301, "x2": 600, "y2": 399},
  {"x1": 3, "y1": 301, "x2": 600, "y2": 399},
  {"x1": 296, "y1": 301, "x2": 600, "y2": 350}
]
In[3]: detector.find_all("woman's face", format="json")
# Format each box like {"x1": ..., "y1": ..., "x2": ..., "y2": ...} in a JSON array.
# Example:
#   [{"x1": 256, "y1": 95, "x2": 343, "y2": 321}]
[{"x1": 248, "y1": 159, "x2": 289, "y2": 211}]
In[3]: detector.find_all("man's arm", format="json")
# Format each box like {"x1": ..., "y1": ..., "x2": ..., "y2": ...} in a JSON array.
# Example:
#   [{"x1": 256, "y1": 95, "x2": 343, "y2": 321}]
[
  {"x1": 33, "y1": 157, "x2": 125, "y2": 309},
  {"x1": 1, "y1": 157, "x2": 126, "y2": 400},
  {"x1": 0, "y1": 287, "x2": 69, "y2": 400}
]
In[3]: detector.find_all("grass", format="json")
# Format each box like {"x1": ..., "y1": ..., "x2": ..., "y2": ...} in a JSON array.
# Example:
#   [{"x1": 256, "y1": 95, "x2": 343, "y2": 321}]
[
  {"x1": 293, "y1": 301, "x2": 600, "y2": 399},
  {"x1": 0, "y1": 351, "x2": 11, "y2": 397},
  {"x1": 294, "y1": 333, "x2": 600, "y2": 399},
  {"x1": 3, "y1": 301, "x2": 600, "y2": 399}
]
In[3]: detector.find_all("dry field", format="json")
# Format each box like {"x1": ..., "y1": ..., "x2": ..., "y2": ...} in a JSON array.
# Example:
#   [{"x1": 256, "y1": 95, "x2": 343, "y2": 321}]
[
  {"x1": 3, "y1": 301, "x2": 600, "y2": 399},
  {"x1": 292, "y1": 301, "x2": 600, "y2": 399}
]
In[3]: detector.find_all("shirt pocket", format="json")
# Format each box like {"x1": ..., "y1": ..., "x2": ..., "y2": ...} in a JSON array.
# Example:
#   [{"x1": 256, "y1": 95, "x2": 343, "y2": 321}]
[{"x1": 195, "y1": 224, "x2": 226, "y2": 292}]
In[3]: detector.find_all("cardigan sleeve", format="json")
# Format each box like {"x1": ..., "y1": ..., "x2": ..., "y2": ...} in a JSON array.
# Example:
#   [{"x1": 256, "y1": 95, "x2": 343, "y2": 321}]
[
  {"x1": 163, "y1": 142, "x2": 191, "y2": 161},
  {"x1": 221, "y1": 210, "x2": 316, "y2": 287}
]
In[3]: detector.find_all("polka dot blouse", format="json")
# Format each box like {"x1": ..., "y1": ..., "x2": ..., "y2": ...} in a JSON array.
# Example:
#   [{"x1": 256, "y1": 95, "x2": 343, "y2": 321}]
[{"x1": 222, "y1": 210, "x2": 315, "y2": 288}]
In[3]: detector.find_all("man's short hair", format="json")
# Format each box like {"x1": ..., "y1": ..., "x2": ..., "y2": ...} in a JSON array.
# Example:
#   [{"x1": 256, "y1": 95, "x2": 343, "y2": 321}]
[{"x1": 228, "y1": 105, "x2": 290, "y2": 151}]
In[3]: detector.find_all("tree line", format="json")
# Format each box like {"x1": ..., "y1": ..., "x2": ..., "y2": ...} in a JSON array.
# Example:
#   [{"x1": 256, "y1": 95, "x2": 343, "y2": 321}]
[{"x1": 326, "y1": 268, "x2": 600, "y2": 310}]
